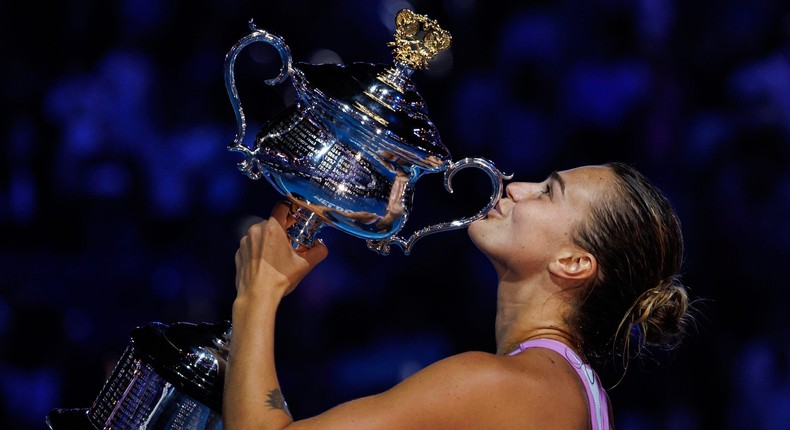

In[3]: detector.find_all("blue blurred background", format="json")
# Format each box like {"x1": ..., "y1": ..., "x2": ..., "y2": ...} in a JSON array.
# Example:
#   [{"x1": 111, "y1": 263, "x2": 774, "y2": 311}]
[{"x1": 2, "y1": 0, "x2": 790, "y2": 428}]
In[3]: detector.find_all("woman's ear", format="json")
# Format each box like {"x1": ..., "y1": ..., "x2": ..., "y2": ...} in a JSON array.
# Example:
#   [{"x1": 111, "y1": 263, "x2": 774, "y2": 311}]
[{"x1": 548, "y1": 249, "x2": 597, "y2": 282}]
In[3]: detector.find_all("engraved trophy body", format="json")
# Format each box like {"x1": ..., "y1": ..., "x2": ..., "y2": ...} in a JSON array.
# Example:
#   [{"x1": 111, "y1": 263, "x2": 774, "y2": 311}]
[
  {"x1": 225, "y1": 9, "x2": 510, "y2": 254},
  {"x1": 45, "y1": 10, "x2": 509, "y2": 429}
]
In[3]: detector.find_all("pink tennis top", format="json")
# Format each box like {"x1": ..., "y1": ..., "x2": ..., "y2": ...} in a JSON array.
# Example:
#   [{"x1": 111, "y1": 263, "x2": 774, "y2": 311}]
[{"x1": 508, "y1": 339, "x2": 610, "y2": 430}]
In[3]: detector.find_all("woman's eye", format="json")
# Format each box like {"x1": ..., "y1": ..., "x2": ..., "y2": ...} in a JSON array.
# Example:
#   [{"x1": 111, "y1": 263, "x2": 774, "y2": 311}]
[{"x1": 542, "y1": 183, "x2": 552, "y2": 197}]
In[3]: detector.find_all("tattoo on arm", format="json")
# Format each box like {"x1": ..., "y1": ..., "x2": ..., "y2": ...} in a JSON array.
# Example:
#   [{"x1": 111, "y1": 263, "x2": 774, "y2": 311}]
[{"x1": 266, "y1": 388, "x2": 292, "y2": 418}]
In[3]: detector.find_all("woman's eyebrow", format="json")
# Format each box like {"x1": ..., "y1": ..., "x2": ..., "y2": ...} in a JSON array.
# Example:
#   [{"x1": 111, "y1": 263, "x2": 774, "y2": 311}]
[{"x1": 548, "y1": 171, "x2": 566, "y2": 195}]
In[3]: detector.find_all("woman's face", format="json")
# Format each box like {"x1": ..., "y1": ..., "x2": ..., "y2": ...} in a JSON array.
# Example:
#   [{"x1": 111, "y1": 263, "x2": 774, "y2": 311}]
[{"x1": 468, "y1": 165, "x2": 614, "y2": 278}]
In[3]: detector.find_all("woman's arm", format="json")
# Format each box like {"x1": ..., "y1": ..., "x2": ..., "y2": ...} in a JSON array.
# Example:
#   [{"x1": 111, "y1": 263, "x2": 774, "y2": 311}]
[
  {"x1": 221, "y1": 202, "x2": 490, "y2": 430},
  {"x1": 223, "y1": 201, "x2": 328, "y2": 430},
  {"x1": 287, "y1": 351, "x2": 509, "y2": 430}
]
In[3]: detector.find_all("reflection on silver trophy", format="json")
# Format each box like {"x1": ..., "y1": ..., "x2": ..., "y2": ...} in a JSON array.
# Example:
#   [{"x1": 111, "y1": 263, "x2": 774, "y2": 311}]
[
  {"x1": 44, "y1": 9, "x2": 509, "y2": 429},
  {"x1": 225, "y1": 8, "x2": 511, "y2": 255}
]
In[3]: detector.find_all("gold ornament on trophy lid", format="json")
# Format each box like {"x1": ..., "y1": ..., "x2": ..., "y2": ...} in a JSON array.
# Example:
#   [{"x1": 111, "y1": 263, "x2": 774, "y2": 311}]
[{"x1": 388, "y1": 9, "x2": 452, "y2": 70}]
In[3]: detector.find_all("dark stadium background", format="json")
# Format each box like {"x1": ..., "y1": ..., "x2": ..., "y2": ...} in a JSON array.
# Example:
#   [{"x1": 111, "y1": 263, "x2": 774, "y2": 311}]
[{"x1": 3, "y1": 1, "x2": 789, "y2": 428}]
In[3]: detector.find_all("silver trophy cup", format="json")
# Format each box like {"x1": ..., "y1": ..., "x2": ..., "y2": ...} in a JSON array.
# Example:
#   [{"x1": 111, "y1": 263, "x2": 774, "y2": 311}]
[{"x1": 225, "y1": 9, "x2": 510, "y2": 254}]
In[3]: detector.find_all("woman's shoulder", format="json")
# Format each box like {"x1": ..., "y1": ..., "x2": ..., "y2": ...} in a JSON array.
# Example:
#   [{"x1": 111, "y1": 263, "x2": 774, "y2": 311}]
[
  {"x1": 289, "y1": 350, "x2": 589, "y2": 430},
  {"x1": 414, "y1": 350, "x2": 589, "y2": 428},
  {"x1": 439, "y1": 349, "x2": 585, "y2": 389}
]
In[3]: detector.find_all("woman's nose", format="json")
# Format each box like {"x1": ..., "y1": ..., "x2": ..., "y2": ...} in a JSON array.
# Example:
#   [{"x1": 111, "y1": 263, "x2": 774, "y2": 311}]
[
  {"x1": 506, "y1": 182, "x2": 526, "y2": 200},
  {"x1": 505, "y1": 182, "x2": 540, "y2": 201}
]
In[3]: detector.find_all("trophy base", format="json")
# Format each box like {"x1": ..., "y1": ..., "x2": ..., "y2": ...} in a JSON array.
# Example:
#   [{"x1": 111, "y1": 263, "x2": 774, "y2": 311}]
[{"x1": 44, "y1": 321, "x2": 230, "y2": 430}]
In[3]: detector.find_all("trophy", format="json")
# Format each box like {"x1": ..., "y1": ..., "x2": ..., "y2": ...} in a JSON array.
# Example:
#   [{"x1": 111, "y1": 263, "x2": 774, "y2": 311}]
[
  {"x1": 45, "y1": 321, "x2": 230, "y2": 429},
  {"x1": 225, "y1": 8, "x2": 510, "y2": 254},
  {"x1": 45, "y1": 9, "x2": 508, "y2": 429}
]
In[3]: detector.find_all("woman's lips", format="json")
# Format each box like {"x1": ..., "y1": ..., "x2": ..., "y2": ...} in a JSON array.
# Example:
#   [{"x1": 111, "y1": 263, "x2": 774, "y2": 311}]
[{"x1": 487, "y1": 203, "x2": 502, "y2": 218}]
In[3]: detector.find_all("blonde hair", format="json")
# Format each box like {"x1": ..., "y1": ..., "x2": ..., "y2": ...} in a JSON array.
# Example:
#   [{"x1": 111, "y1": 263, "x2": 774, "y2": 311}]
[{"x1": 568, "y1": 162, "x2": 692, "y2": 368}]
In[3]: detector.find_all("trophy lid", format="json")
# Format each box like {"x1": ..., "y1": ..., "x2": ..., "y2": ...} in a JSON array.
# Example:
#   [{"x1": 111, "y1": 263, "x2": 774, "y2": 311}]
[{"x1": 291, "y1": 9, "x2": 453, "y2": 172}]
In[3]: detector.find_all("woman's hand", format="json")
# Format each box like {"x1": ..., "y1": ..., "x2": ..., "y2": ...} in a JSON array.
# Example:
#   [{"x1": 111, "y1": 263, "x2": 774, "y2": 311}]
[{"x1": 234, "y1": 201, "x2": 329, "y2": 302}]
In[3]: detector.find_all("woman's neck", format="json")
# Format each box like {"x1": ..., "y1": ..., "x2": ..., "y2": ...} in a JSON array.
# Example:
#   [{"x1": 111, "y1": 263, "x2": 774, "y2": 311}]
[{"x1": 494, "y1": 278, "x2": 578, "y2": 355}]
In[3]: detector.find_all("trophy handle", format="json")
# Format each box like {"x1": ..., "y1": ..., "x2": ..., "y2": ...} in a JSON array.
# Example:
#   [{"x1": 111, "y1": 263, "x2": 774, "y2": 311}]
[
  {"x1": 367, "y1": 158, "x2": 513, "y2": 255},
  {"x1": 224, "y1": 20, "x2": 294, "y2": 179}
]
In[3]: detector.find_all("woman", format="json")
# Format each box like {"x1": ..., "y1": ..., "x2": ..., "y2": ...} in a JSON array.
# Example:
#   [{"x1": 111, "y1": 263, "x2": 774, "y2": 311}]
[{"x1": 224, "y1": 162, "x2": 692, "y2": 429}]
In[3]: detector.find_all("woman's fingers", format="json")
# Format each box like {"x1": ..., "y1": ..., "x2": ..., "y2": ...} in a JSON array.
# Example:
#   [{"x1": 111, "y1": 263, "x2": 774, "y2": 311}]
[
  {"x1": 302, "y1": 239, "x2": 329, "y2": 266},
  {"x1": 268, "y1": 201, "x2": 329, "y2": 260},
  {"x1": 270, "y1": 200, "x2": 295, "y2": 229},
  {"x1": 233, "y1": 201, "x2": 328, "y2": 298}
]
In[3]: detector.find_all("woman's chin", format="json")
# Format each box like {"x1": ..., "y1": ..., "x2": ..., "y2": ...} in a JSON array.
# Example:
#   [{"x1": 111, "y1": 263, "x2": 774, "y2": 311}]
[{"x1": 467, "y1": 221, "x2": 488, "y2": 245}]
